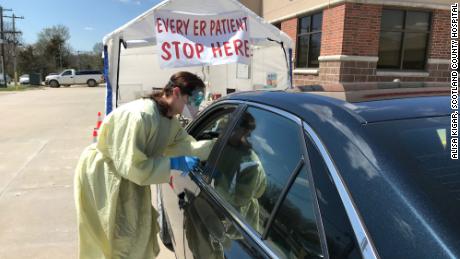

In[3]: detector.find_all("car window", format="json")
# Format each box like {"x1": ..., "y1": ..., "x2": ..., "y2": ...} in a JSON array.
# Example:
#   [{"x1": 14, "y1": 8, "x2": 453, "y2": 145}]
[
  {"x1": 190, "y1": 106, "x2": 237, "y2": 177},
  {"x1": 194, "y1": 112, "x2": 233, "y2": 141},
  {"x1": 304, "y1": 136, "x2": 362, "y2": 258},
  {"x1": 265, "y1": 166, "x2": 323, "y2": 259},
  {"x1": 211, "y1": 107, "x2": 303, "y2": 234},
  {"x1": 62, "y1": 71, "x2": 72, "y2": 76}
]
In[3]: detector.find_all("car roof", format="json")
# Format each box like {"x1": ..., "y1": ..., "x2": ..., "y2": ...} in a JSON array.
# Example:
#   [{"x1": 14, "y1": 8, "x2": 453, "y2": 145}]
[{"x1": 222, "y1": 82, "x2": 450, "y2": 124}]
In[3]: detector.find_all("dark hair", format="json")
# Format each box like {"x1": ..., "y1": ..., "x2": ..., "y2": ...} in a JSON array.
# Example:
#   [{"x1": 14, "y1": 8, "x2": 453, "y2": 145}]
[
  {"x1": 148, "y1": 71, "x2": 205, "y2": 117},
  {"x1": 240, "y1": 112, "x2": 256, "y2": 131}
]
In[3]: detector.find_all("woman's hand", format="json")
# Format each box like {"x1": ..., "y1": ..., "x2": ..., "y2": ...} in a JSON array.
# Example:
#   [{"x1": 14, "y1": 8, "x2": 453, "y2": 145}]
[{"x1": 170, "y1": 156, "x2": 200, "y2": 173}]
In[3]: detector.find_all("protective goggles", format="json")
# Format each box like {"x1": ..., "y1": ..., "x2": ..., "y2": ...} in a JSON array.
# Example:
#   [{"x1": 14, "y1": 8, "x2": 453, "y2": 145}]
[{"x1": 187, "y1": 89, "x2": 205, "y2": 108}]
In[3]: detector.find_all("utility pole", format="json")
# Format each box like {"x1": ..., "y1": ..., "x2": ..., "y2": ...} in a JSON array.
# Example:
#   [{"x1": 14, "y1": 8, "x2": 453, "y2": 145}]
[
  {"x1": 59, "y1": 43, "x2": 62, "y2": 70},
  {"x1": 4, "y1": 14, "x2": 24, "y2": 86},
  {"x1": 0, "y1": 6, "x2": 12, "y2": 87},
  {"x1": 77, "y1": 51, "x2": 81, "y2": 70}
]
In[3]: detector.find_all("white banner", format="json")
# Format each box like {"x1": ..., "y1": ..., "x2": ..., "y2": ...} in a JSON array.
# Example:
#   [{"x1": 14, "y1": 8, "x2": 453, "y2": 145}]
[{"x1": 154, "y1": 10, "x2": 250, "y2": 68}]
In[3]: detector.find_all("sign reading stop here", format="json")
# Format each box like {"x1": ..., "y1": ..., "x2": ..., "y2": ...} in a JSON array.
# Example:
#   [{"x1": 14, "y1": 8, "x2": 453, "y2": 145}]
[{"x1": 154, "y1": 10, "x2": 251, "y2": 68}]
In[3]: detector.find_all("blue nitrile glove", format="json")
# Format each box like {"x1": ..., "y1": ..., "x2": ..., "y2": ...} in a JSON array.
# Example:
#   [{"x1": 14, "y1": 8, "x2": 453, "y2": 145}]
[{"x1": 170, "y1": 156, "x2": 200, "y2": 176}]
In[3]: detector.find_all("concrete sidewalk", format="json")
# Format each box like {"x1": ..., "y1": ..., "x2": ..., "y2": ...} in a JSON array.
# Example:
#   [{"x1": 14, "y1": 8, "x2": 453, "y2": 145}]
[{"x1": 0, "y1": 86, "x2": 174, "y2": 258}]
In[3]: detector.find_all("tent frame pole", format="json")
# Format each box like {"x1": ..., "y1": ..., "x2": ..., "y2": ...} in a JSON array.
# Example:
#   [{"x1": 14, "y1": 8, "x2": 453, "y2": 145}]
[
  {"x1": 267, "y1": 38, "x2": 292, "y2": 89},
  {"x1": 115, "y1": 39, "x2": 125, "y2": 108},
  {"x1": 103, "y1": 45, "x2": 113, "y2": 115}
]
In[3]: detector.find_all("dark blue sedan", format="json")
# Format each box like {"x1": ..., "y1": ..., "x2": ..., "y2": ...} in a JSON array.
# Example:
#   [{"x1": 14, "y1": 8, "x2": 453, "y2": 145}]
[{"x1": 157, "y1": 83, "x2": 459, "y2": 259}]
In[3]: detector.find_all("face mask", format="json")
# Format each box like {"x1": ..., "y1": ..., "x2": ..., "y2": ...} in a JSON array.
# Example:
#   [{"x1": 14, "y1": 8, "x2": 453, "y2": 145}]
[{"x1": 186, "y1": 103, "x2": 200, "y2": 118}]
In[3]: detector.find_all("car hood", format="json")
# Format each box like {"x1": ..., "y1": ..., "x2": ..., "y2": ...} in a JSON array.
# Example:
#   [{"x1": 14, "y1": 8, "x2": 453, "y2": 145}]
[{"x1": 46, "y1": 75, "x2": 59, "y2": 80}]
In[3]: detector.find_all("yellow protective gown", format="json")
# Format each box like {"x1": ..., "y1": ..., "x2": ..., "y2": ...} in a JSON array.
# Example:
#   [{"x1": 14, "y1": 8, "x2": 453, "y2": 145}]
[
  {"x1": 74, "y1": 99, "x2": 214, "y2": 259},
  {"x1": 214, "y1": 145, "x2": 267, "y2": 233}
]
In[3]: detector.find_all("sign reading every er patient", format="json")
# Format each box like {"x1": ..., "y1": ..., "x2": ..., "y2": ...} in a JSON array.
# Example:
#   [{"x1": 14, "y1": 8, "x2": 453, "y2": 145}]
[{"x1": 154, "y1": 10, "x2": 250, "y2": 68}]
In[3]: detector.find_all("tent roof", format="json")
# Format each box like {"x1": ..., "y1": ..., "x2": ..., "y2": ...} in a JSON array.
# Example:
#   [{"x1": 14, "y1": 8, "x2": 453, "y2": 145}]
[{"x1": 103, "y1": 0, "x2": 292, "y2": 49}]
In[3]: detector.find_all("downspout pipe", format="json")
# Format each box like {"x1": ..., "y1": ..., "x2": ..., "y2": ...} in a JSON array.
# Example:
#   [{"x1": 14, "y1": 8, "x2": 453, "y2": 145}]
[{"x1": 288, "y1": 48, "x2": 293, "y2": 88}]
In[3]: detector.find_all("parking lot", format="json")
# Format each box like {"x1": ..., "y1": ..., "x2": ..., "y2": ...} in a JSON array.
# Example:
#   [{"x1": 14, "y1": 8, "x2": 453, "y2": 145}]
[{"x1": 0, "y1": 86, "x2": 174, "y2": 258}]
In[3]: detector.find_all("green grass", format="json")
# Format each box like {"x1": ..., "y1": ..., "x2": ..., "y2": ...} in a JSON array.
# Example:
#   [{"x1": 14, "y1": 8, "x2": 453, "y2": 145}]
[{"x1": 0, "y1": 84, "x2": 43, "y2": 92}]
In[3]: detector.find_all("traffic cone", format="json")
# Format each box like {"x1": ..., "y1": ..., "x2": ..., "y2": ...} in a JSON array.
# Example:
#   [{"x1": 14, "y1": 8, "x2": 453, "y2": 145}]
[
  {"x1": 92, "y1": 128, "x2": 98, "y2": 143},
  {"x1": 96, "y1": 112, "x2": 103, "y2": 129}
]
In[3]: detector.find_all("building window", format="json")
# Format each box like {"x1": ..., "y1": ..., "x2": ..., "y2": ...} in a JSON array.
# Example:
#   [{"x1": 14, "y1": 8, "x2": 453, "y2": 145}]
[
  {"x1": 378, "y1": 9, "x2": 431, "y2": 70},
  {"x1": 296, "y1": 12, "x2": 322, "y2": 68}
]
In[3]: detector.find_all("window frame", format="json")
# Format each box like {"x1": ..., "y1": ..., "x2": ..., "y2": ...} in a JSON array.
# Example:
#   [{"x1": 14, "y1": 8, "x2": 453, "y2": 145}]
[
  {"x1": 301, "y1": 121, "x2": 379, "y2": 258},
  {"x1": 187, "y1": 102, "x2": 244, "y2": 182},
  {"x1": 296, "y1": 12, "x2": 323, "y2": 69},
  {"x1": 377, "y1": 8, "x2": 432, "y2": 71},
  {"x1": 190, "y1": 100, "x2": 330, "y2": 258},
  {"x1": 261, "y1": 119, "x2": 329, "y2": 259}
]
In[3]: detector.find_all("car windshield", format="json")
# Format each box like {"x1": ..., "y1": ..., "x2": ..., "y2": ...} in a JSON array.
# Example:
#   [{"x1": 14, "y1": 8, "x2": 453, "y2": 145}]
[{"x1": 363, "y1": 116, "x2": 460, "y2": 251}]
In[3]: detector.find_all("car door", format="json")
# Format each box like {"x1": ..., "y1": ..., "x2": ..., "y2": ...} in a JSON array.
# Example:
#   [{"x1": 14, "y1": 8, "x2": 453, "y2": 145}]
[
  {"x1": 160, "y1": 103, "x2": 240, "y2": 259},
  {"x1": 261, "y1": 120, "x2": 369, "y2": 259},
  {"x1": 182, "y1": 103, "x2": 328, "y2": 258},
  {"x1": 60, "y1": 70, "x2": 74, "y2": 84}
]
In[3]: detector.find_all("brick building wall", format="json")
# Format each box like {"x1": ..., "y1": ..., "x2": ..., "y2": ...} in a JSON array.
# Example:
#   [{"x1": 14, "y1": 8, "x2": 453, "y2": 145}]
[
  {"x1": 319, "y1": 3, "x2": 381, "y2": 83},
  {"x1": 429, "y1": 9, "x2": 450, "y2": 59},
  {"x1": 342, "y1": 3, "x2": 381, "y2": 56},
  {"x1": 281, "y1": 18, "x2": 298, "y2": 59},
  {"x1": 279, "y1": 2, "x2": 451, "y2": 87},
  {"x1": 320, "y1": 4, "x2": 346, "y2": 56},
  {"x1": 427, "y1": 9, "x2": 451, "y2": 82}
]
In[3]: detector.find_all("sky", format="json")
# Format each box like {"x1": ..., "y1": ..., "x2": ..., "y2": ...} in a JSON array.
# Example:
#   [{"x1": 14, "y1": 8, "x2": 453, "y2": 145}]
[{"x1": 1, "y1": 0, "x2": 161, "y2": 51}]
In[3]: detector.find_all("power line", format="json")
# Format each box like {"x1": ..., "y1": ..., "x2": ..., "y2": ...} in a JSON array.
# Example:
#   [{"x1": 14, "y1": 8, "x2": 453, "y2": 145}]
[
  {"x1": 4, "y1": 14, "x2": 24, "y2": 86},
  {"x1": 0, "y1": 6, "x2": 12, "y2": 87}
]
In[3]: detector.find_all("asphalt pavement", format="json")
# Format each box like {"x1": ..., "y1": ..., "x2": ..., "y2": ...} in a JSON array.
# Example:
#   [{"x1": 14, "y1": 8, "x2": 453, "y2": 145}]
[{"x1": 0, "y1": 86, "x2": 175, "y2": 259}]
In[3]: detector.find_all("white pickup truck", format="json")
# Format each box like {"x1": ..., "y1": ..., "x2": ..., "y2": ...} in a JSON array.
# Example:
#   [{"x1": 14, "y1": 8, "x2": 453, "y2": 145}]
[{"x1": 47, "y1": 69, "x2": 104, "y2": 88}]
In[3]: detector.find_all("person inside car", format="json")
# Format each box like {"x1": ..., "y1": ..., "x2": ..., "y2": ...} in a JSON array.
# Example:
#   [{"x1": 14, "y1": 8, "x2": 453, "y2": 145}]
[
  {"x1": 214, "y1": 111, "x2": 267, "y2": 233},
  {"x1": 74, "y1": 71, "x2": 215, "y2": 259},
  {"x1": 183, "y1": 112, "x2": 267, "y2": 259}
]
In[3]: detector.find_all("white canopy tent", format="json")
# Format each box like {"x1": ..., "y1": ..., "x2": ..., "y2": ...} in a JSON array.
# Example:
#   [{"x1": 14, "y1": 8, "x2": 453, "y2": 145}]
[{"x1": 102, "y1": 0, "x2": 293, "y2": 114}]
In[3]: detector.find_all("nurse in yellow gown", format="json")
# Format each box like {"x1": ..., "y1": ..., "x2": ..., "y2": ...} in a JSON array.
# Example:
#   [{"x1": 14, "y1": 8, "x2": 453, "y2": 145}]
[{"x1": 74, "y1": 71, "x2": 214, "y2": 259}]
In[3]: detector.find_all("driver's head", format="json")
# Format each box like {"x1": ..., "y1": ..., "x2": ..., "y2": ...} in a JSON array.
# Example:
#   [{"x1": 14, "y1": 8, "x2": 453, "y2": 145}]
[{"x1": 229, "y1": 112, "x2": 256, "y2": 147}]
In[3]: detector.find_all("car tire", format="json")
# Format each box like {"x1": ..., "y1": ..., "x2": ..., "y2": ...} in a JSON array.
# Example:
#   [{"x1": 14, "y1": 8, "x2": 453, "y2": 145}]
[
  {"x1": 87, "y1": 79, "x2": 97, "y2": 87},
  {"x1": 49, "y1": 80, "x2": 60, "y2": 88},
  {"x1": 157, "y1": 187, "x2": 174, "y2": 251}
]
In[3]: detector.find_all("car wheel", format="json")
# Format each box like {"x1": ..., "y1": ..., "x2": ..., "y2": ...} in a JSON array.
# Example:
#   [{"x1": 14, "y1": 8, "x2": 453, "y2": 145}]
[
  {"x1": 87, "y1": 79, "x2": 97, "y2": 87},
  {"x1": 49, "y1": 80, "x2": 60, "y2": 88},
  {"x1": 157, "y1": 187, "x2": 174, "y2": 251}
]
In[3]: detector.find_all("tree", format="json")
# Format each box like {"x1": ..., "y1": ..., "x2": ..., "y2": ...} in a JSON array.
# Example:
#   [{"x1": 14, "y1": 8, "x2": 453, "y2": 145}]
[
  {"x1": 93, "y1": 42, "x2": 104, "y2": 55},
  {"x1": 35, "y1": 25, "x2": 71, "y2": 74},
  {"x1": 16, "y1": 24, "x2": 104, "y2": 79},
  {"x1": 17, "y1": 45, "x2": 40, "y2": 75}
]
